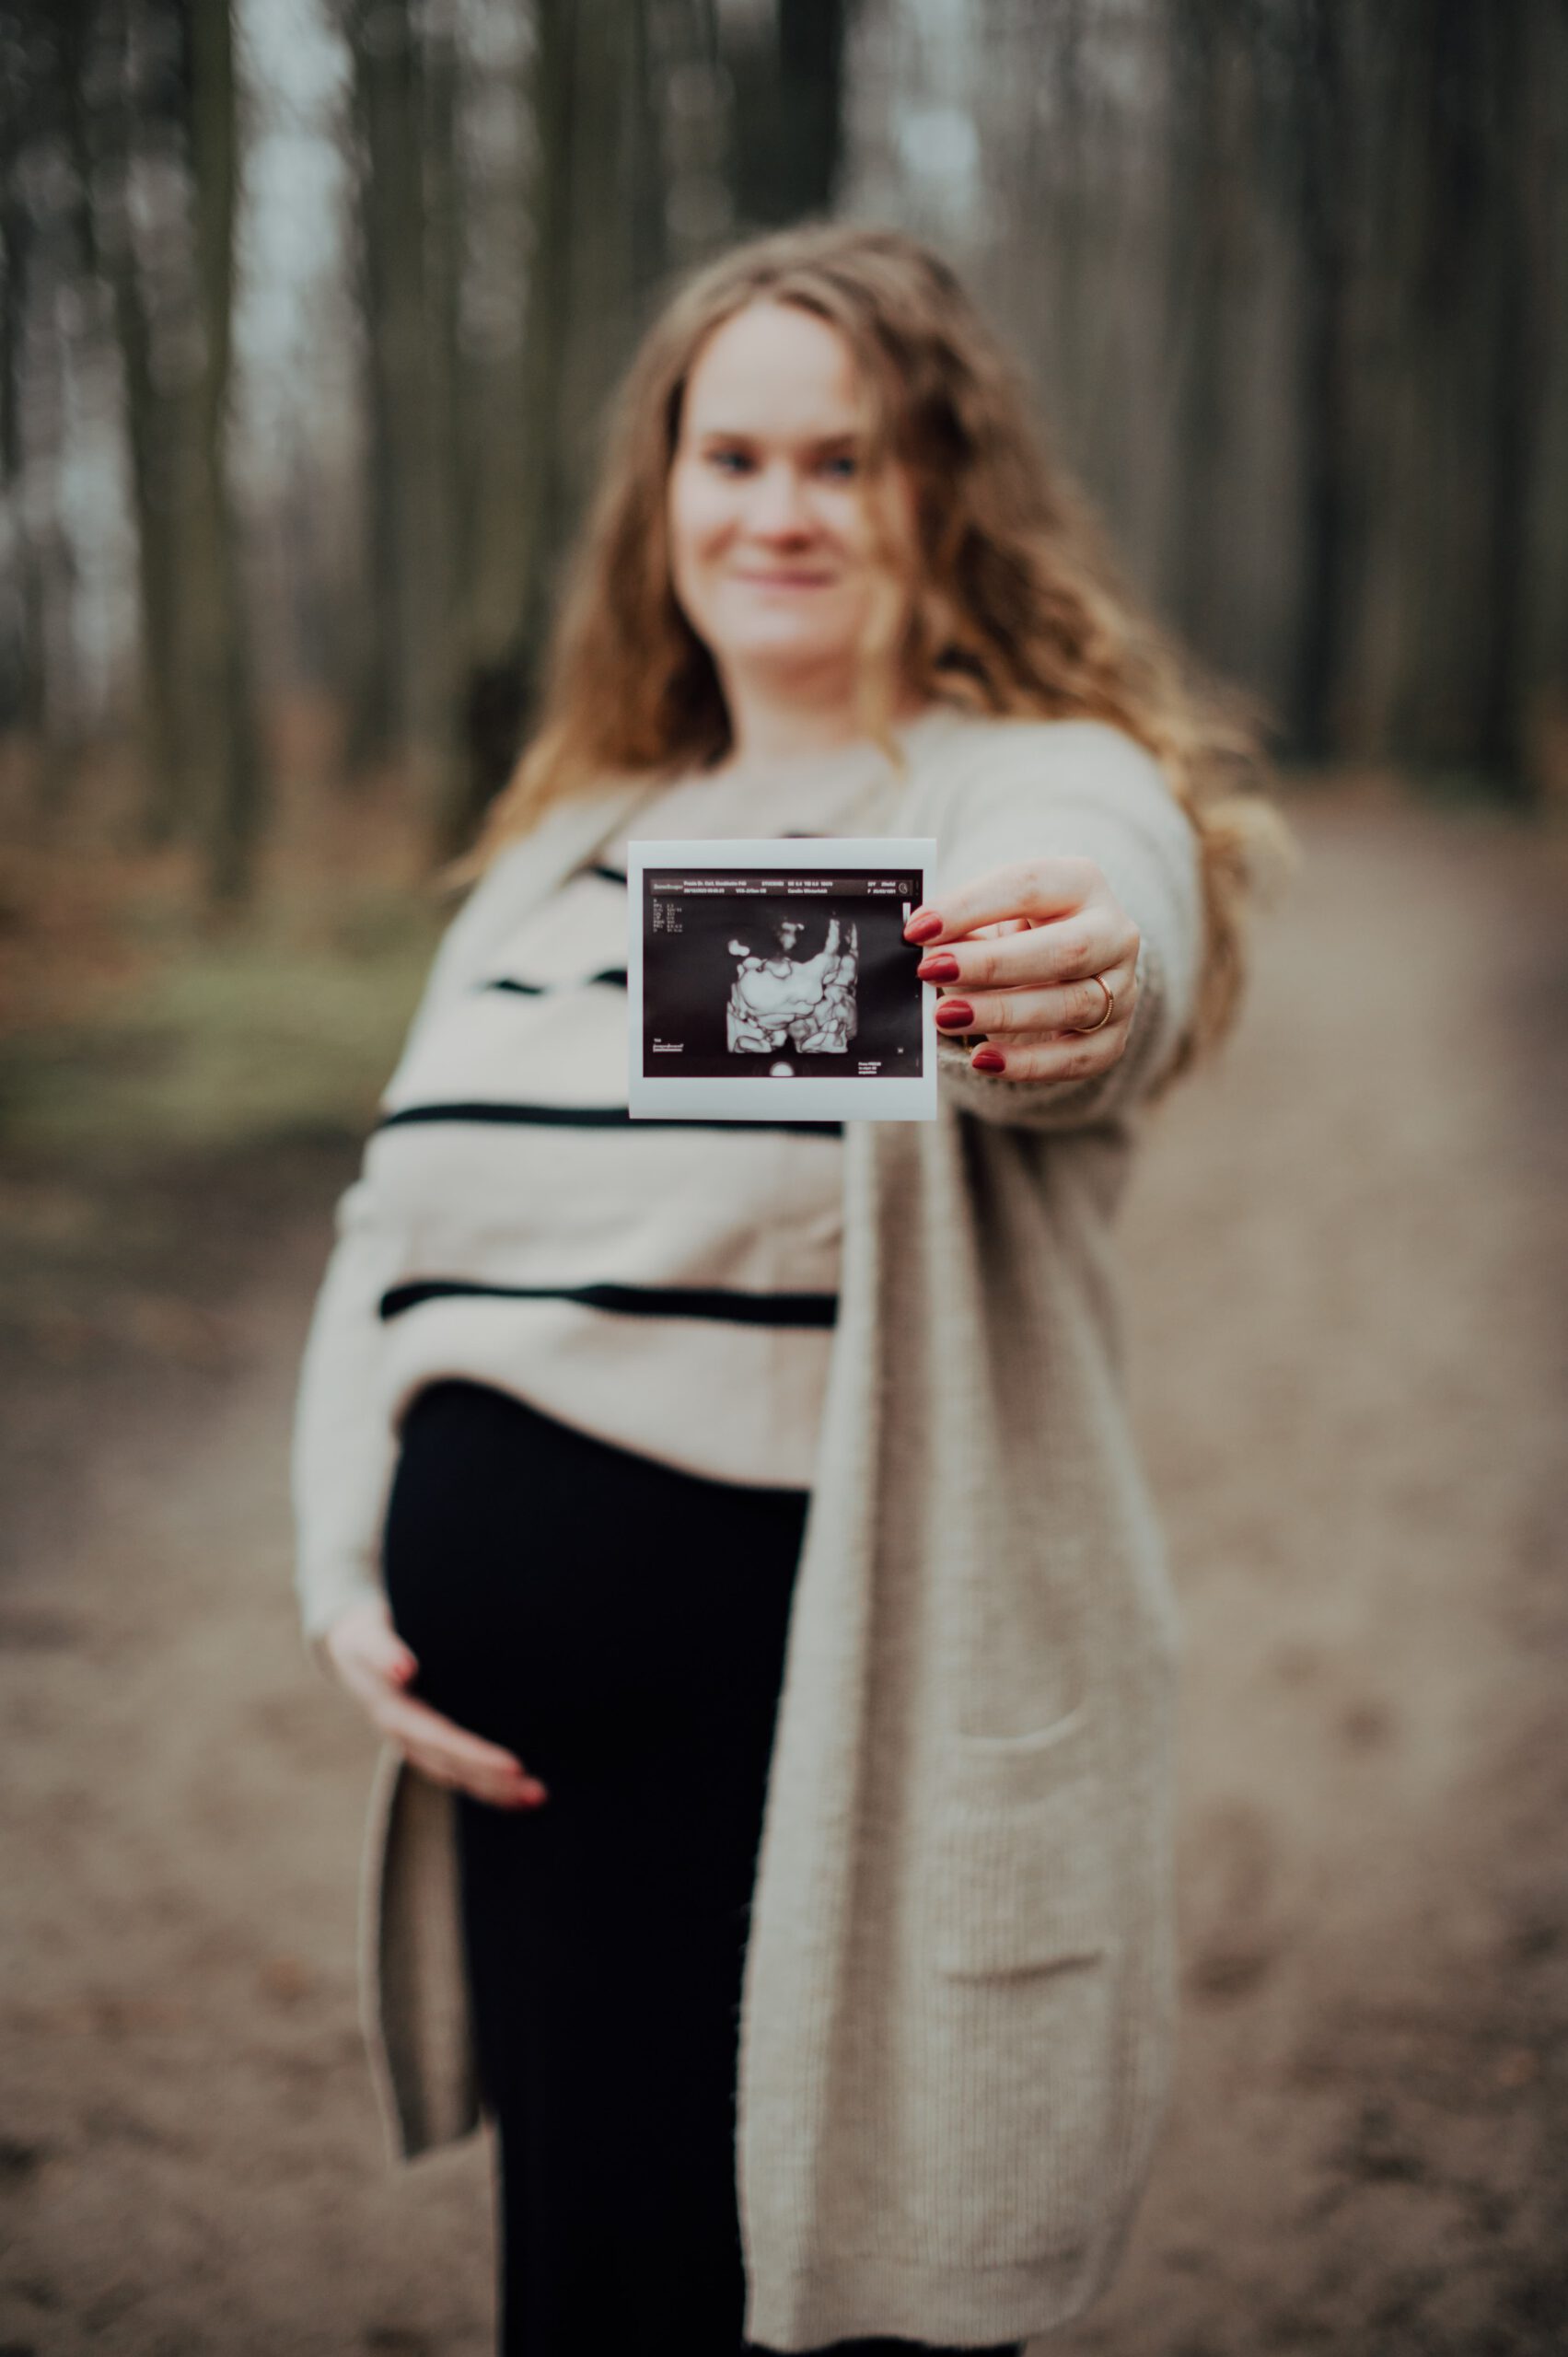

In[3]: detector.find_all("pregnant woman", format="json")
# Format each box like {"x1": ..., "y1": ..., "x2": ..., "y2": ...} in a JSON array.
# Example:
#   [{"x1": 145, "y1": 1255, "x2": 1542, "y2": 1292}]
[{"x1": 292, "y1": 222, "x2": 1285, "y2": 2356}]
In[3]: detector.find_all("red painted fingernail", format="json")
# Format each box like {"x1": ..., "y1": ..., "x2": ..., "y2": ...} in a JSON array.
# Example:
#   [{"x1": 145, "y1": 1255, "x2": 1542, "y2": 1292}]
[
  {"x1": 904, "y1": 911, "x2": 943, "y2": 943},
  {"x1": 916, "y1": 952, "x2": 960, "y2": 981},
  {"x1": 971, "y1": 1048, "x2": 1005, "y2": 1073},
  {"x1": 935, "y1": 999, "x2": 975, "y2": 1029}
]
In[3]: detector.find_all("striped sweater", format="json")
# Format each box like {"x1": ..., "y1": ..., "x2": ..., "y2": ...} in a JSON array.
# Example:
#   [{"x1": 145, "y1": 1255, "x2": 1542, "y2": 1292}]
[
  {"x1": 355, "y1": 726, "x2": 930, "y2": 1494},
  {"x1": 293, "y1": 708, "x2": 952, "y2": 1632}
]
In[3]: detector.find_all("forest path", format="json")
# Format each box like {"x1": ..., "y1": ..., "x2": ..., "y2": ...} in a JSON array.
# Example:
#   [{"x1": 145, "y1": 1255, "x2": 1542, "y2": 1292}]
[{"x1": 2, "y1": 780, "x2": 1565, "y2": 2357}]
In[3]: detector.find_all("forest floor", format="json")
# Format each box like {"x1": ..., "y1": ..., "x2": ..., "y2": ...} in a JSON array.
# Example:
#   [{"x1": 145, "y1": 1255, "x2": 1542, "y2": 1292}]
[{"x1": 1, "y1": 773, "x2": 1565, "y2": 2356}]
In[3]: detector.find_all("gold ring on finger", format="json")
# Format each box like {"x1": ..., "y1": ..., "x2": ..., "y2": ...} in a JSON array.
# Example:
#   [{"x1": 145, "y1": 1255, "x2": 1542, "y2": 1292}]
[{"x1": 1074, "y1": 975, "x2": 1116, "y2": 1033}]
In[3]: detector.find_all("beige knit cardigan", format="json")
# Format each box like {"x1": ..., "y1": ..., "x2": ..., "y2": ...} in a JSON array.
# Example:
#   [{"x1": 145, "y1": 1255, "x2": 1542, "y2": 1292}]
[{"x1": 294, "y1": 711, "x2": 1202, "y2": 2351}]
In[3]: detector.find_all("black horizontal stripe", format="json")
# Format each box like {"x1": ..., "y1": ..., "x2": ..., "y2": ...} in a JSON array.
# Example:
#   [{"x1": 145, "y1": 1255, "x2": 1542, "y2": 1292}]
[
  {"x1": 585, "y1": 863, "x2": 627, "y2": 887},
  {"x1": 375, "y1": 1100, "x2": 842, "y2": 1137},
  {"x1": 480, "y1": 967, "x2": 627, "y2": 997},
  {"x1": 379, "y1": 1277, "x2": 838, "y2": 1328}
]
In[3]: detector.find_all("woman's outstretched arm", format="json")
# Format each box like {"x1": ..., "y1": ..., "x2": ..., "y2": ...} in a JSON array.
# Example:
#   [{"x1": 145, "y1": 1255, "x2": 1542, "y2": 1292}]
[{"x1": 915, "y1": 718, "x2": 1205, "y2": 1132}]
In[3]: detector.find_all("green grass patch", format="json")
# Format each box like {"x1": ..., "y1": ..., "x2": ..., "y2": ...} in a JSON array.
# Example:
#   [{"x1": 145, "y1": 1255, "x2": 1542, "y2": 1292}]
[{"x1": 0, "y1": 888, "x2": 446, "y2": 1160}]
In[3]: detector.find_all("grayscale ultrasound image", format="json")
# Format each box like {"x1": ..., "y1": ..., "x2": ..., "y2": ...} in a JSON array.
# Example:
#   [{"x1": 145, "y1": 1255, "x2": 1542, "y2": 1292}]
[{"x1": 642, "y1": 867, "x2": 923, "y2": 1082}]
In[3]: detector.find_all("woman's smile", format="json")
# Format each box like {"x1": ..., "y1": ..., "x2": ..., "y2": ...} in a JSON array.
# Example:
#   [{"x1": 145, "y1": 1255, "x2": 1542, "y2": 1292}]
[{"x1": 732, "y1": 568, "x2": 836, "y2": 588}]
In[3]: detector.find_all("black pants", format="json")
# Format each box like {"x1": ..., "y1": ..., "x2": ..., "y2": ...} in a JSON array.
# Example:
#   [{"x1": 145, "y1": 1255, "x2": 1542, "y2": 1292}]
[{"x1": 383, "y1": 1380, "x2": 1022, "y2": 2357}]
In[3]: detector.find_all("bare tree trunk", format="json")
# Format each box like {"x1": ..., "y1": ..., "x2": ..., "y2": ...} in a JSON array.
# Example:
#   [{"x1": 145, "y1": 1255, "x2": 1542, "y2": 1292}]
[
  {"x1": 1164, "y1": 0, "x2": 1252, "y2": 671},
  {"x1": 461, "y1": 6, "x2": 534, "y2": 675},
  {"x1": 345, "y1": 0, "x2": 424, "y2": 779},
  {"x1": 512, "y1": 0, "x2": 842, "y2": 695},
  {"x1": 1, "y1": 15, "x2": 83, "y2": 814},
  {"x1": 0, "y1": 79, "x2": 37, "y2": 739},
  {"x1": 514, "y1": 2, "x2": 671, "y2": 680},
  {"x1": 724, "y1": 0, "x2": 850, "y2": 230},
  {"x1": 87, "y1": 3, "x2": 191, "y2": 842},
  {"x1": 557, "y1": 0, "x2": 668, "y2": 497},
  {"x1": 512, "y1": 0, "x2": 576, "y2": 684},
  {"x1": 1526, "y1": 0, "x2": 1568, "y2": 768},
  {"x1": 344, "y1": 0, "x2": 462, "y2": 833},
  {"x1": 777, "y1": 0, "x2": 851, "y2": 215},
  {"x1": 342, "y1": 163, "x2": 402, "y2": 782},
  {"x1": 1286, "y1": 0, "x2": 1360, "y2": 761},
  {"x1": 419, "y1": 0, "x2": 470, "y2": 848},
  {"x1": 1474, "y1": 0, "x2": 1540, "y2": 794},
  {"x1": 1379, "y1": 0, "x2": 1493, "y2": 772},
  {"x1": 182, "y1": 0, "x2": 264, "y2": 904}
]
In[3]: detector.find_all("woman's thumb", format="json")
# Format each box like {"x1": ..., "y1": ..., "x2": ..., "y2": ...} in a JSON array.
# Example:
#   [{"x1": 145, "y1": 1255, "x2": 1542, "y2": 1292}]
[{"x1": 369, "y1": 1622, "x2": 418, "y2": 1684}]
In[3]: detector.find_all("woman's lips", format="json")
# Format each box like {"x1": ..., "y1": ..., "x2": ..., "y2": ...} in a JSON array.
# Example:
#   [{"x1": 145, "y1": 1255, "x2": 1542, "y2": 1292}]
[{"x1": 733, "y1": 571, "x2": 835, "y2": 588}]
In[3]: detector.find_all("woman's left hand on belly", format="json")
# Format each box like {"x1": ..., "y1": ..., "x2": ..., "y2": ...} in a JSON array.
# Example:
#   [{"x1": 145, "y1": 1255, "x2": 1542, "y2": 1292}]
[
  {"x1": 904, "y1": 856, "x2": 1142, "y2": 1084},
  {"x1": 322, "y1": 1595, "x2": 550, "y2": 1810}
]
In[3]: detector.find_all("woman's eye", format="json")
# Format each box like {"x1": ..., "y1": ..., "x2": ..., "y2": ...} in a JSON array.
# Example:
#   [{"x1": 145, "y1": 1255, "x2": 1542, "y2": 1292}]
[
  {"x1": 819, "y1": 454, "x2": 859, "y2": 479},
  {"x1": 707, "y1": 449, "x2": 752, "y2": 474}
]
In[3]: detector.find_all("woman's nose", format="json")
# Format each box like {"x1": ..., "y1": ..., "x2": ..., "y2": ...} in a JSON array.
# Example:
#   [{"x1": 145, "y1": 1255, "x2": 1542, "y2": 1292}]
[{"x1": 745, "y1": 461, "x2": 813, "y2": 537}]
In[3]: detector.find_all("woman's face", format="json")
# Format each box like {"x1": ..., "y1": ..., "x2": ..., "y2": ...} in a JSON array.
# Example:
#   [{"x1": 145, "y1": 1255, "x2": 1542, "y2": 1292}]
[{"x1": 666, "y1": 299, "x2": 911, "y2": 694}]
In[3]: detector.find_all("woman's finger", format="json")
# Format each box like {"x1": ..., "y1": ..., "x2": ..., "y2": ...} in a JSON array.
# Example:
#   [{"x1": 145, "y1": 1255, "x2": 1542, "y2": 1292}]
[
  {"x1": 904, "y1": 856, "x2": 1101, "y2": 945},
  {"x1": 965, "y1": 917, "x2": 1035, "y2": 941},
  {"x1": 401, "y1": 1735, "x2": 540, "y2": 1808},
  {"x1": 963, "y1": 1024, "x2": 1131, "y2": 1084},
  {"x1": 401, "y1": 1736, "x2": 547, "y2": 1808},
  {"x1": 915, "y1": 910, "x2": 1133, "y2": 993},
  {"x1": 935, "y1": 963, "x2": 1138, "y2": 1039},
  {"x1": 376, "y1": 1689, "x2": 549, "y2": 1802},
  {"x1": 383, "y1": 1690, "x2": 541, "y2": 1780}
]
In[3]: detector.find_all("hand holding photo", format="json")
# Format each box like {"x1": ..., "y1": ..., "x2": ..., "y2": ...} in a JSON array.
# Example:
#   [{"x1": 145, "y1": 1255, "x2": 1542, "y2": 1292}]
[
  {"x1": 628, "y1": 837, "x2": 937, "y2": 1121},
  {"x1": 901, "y1": 853, "x2": 1144, "y2": 1083}
]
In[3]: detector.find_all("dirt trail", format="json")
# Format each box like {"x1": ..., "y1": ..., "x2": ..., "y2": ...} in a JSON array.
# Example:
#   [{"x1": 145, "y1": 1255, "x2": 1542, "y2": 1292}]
[{"x1": 3, "y1": 781, "x2": 1565, "y2": 2356}]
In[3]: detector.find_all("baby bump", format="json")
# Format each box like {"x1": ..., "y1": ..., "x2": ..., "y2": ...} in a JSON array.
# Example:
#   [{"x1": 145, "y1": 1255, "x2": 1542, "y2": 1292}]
[{"x1": 380, "y1": 1380, "x2": 807, "y2": 1785}]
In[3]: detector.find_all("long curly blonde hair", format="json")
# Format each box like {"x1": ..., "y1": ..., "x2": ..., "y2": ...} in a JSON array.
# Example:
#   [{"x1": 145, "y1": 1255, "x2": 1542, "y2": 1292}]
[{"x1": 452, "y1": 221, "x2": 1293, "y2": 1087}]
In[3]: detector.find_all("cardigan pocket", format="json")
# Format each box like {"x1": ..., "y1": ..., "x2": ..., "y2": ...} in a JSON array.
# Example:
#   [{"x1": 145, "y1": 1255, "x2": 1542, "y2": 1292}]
[
  {"x1": 923, "y1": 1706, "x2": 1123, "y2": 2266},
  {"x1": 928, "y1": 1703, "x2": 1112, "y2": 1980}
]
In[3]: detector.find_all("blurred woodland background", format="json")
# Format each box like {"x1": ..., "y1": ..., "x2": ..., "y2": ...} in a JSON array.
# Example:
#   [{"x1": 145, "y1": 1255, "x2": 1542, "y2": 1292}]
[
  {"x1": 3, "y1": 0, "x2": 1567, "y2": 909},
  {"x1": 4, "y1": 6, "x2": 1568, "y2": 2353}
]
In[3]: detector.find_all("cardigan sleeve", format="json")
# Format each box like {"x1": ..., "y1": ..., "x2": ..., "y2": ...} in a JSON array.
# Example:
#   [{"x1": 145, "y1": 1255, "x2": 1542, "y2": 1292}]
[
  {"x1": 289, "y1": 1175, "x2": 409, "y2": 1664},
  {"x1": 930, "y1": 719, "x2": 1204, "y2": 1132},
  {"x1": 288, "y1": 837, "x2": 540, "y2": 1667}
]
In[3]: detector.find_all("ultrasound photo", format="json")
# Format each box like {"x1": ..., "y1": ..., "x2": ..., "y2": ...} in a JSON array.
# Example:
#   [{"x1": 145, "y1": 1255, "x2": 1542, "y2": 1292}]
[{"x1": 627, "y1": 838, "x2": 938, "y2": 1122}]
